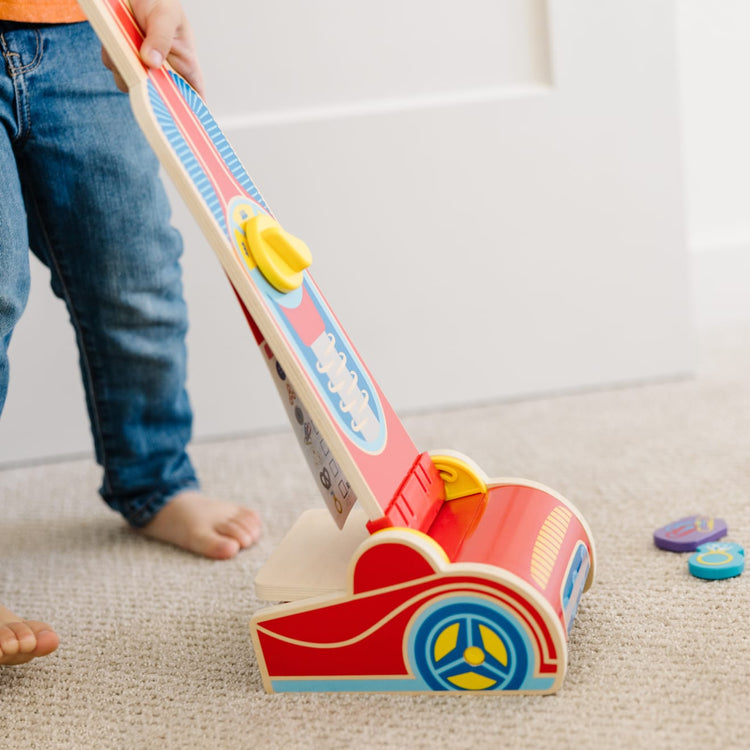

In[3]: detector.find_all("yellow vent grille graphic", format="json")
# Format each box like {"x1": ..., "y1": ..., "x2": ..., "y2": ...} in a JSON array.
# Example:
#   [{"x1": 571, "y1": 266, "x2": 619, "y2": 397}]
[{"x1": 530, "y1": 506, "x2": 572, "y2": 589}]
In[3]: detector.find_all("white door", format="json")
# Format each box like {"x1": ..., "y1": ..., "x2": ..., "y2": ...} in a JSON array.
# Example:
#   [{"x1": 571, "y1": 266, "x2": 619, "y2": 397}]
[{"x1": 0, "y1": 0, "x2": 693, "y2": 464}]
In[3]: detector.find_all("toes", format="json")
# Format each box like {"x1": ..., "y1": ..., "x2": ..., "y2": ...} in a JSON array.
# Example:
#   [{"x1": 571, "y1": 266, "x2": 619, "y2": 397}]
[
  {"x1": 200, "y1": 533, "x2": 241, "y2": 560},
  {"x1": 138, "y1": 493, "x2": 262, "y2": 559},
  {"x1": 218, "y1": 512, "x2": 262, "y2": 549},
  {"x1": 216, "y1": 511, "x2": 260, "y2": 549},
  {"x1": 238, "y1": 508, "x2": 262, "y2": 542},
  {"x1": 31, "y1": 625, "x2": 60, "y2": 657},
  {"x1": 0, "y1": 621, "x2": 35, "y2": 657},
  {"x1": 0, "y1": 621, "x2": 59, "y2": 665},
  {"x1": 203, "y1": 511, "x2": 261, "y2": 559}
]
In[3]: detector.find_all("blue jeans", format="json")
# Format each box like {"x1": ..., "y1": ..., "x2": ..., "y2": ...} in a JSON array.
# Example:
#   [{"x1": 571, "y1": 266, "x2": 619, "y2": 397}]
[{"x1": 0, "y1": 21, "x2": 199, "y2": 526}]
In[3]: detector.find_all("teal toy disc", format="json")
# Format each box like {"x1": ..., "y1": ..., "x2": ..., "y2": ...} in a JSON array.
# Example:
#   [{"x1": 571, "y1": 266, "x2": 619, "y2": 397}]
[{"x1": 688, "y1": 542, "x2": 745, "y2": 580}]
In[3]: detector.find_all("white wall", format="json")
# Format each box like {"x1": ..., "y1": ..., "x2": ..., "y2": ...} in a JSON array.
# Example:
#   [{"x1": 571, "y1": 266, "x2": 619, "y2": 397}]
[
  {"x1": 678, "y1": 0, "x2": 750, "y2": 327},
  {"x1": 0, "y1": 1, "x2": 695, "y2": 466}
]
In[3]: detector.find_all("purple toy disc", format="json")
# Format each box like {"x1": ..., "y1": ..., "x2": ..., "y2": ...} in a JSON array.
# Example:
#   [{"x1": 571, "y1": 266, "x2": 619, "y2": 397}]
[{"x1": 653, "y1": 515, "x2": 728, "y2": 552}]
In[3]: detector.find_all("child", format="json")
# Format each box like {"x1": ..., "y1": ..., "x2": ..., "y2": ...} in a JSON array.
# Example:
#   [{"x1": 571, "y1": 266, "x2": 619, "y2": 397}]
[{"x1": 0, "y1": 0, "x2": 261, "y2": 665}]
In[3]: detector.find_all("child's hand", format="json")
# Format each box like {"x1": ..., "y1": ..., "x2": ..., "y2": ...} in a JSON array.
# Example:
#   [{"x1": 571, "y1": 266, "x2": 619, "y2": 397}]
[{"x1": 102, "y1": 0, "x2": 205, "y2": 98}]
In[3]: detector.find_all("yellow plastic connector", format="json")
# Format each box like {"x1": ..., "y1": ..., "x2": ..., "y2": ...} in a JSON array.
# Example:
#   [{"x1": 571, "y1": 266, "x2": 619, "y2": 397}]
[
  {"x1": 243, "y1": 214, "x2": 312, "y2": 293},
  {"x1": 430, "y1": 453, "x2": 488, "y2": 501}
]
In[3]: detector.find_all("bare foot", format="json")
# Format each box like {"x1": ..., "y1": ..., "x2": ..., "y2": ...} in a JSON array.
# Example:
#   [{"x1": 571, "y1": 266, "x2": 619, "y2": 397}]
[
  {"x1": 139, "y1": 491, "x2": 262, "y2": 559},
  {"x1": 0, "y1": 605, "x2": 60, "y2": 666}
]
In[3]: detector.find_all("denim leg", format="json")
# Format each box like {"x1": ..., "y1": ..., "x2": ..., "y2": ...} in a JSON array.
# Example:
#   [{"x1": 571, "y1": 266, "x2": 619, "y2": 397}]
[
  {"x1": 0, "y1": 71, "x2": 31, "y2": 418},
  {"x1": 4, "y1": 22, "x2": 198, "y2": 525}
]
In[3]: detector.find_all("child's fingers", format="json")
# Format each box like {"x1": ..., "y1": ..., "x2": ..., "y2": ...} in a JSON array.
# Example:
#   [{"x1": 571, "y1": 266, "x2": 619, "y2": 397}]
[
  {"x1": 135, "y1": 0, "x2": 205, "y2": 96},
  {"x1": 137, "y1": 0, "x2": 181, "y2": 68},
  {"x1": 101, "y1": 48, "x2": 128, "y2": 93}
]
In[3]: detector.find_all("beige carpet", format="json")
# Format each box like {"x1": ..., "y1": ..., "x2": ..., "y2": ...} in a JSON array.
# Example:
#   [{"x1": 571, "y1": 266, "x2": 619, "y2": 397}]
[{"x1": 2, "y1": 325, "x2": 750, "y2": 749}]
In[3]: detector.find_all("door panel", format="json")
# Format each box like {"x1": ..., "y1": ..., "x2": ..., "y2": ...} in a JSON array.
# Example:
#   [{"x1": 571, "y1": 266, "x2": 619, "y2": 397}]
[{"x1": 0, "y1": 1, "x2": 693, "y2": 464}]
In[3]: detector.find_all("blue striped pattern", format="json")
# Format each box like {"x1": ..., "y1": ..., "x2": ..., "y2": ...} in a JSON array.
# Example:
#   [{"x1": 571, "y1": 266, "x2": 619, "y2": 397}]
[{"x1": 147, "y1": 72, "x2": 270, "y2": 233}]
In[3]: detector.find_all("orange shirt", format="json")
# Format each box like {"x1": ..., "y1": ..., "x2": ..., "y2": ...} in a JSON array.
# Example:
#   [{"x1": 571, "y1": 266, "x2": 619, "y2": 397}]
[{"x1": 0, "y1": 1, "x2": 87, "y2": 23}]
